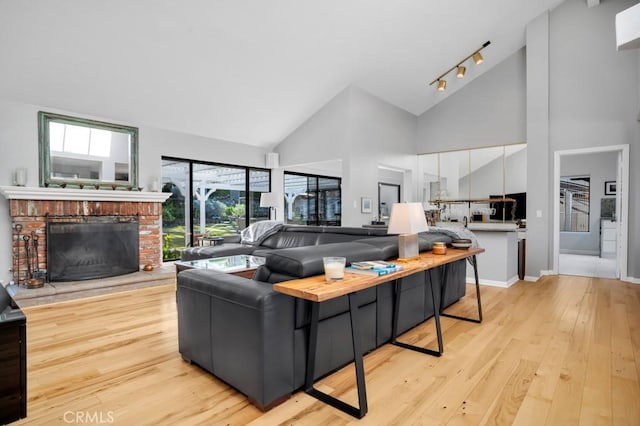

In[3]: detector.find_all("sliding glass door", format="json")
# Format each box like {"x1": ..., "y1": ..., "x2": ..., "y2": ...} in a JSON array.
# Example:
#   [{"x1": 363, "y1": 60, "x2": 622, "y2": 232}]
[
  {"x1": 161, "y1": 157, "x2": 270, "y2": 261},
  {"x1": 161, "y1": 159, "x2": 191, "y2": 261}
]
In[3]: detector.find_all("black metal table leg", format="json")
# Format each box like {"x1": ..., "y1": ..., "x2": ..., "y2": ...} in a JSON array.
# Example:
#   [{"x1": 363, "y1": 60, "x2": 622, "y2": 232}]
[
  {"x1": 440, "y1": 255, "x2": 483, "y2": 323},
  {"x1": 390, "y1": 274, "x2": 444, "y2": 357},
  {"x1": 304, "y1": 294, "x2": 368, "y2": 418}
]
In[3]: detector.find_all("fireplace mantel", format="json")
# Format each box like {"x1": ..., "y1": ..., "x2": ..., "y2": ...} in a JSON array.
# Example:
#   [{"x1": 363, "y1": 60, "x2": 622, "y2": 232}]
[{"x1": 0, "y1": 186, "x2": 171, "y2": 203}]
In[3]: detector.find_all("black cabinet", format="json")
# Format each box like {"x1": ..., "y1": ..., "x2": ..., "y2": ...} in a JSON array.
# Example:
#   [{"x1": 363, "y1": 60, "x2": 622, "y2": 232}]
[{"x1": 0, "y1": 286, "x2": 26, "y2": 424}]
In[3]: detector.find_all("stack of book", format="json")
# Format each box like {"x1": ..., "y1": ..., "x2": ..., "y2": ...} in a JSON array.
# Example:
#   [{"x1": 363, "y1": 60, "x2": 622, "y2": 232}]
[{"x1": 345, "y1": 261, "x2": 403, "y2": 276}]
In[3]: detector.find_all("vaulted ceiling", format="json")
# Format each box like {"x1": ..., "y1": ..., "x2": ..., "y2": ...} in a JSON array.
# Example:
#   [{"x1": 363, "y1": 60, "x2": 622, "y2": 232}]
[{"x1": 1, "y1": 0, "x2": 567, "y2": 148}]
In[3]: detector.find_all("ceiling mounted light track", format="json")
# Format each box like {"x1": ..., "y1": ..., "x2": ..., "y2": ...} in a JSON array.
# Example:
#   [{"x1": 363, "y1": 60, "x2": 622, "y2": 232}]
[{"x1": 429, "y1": 41, "x2": 491, "y2": 92}]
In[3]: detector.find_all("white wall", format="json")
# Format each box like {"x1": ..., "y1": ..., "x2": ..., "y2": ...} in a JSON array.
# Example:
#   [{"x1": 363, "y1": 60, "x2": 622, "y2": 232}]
[
  {"x1": 416, "y1": 48, "x2": 526, "y2": 153},
  {"x1": 275, "y1": 86, "x2": 417, "y2": 226},
  {"x1": 0, "y1": 99, "x2": 268, "y2": 284},
  {"x1": 527, "y1": 0, "x2": 639, "y2": 279},
  {"x1": 559, "y1": 151, "x2": 617, "y2": 255}
]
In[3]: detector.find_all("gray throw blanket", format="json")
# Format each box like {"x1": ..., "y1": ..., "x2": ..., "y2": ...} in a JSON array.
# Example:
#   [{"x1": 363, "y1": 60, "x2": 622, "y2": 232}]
[
  {"x1": 240, "y1": 221, "x2": 284, "y2": 245},
  {"x1": 424, "y1": 225, "x2": 479, "y2": 267},
  {"x1": 426, "y1": 225, "x2": 478, "y2": 248}
]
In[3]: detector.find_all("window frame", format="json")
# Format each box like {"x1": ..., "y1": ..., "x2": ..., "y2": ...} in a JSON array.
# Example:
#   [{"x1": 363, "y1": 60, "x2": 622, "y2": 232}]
[
  {"x1": 161, "y1": 156, "x2": 271, "y2": 260},
  {"x1": 283, "y1": 171, "x2": 341, "y2": 226}
]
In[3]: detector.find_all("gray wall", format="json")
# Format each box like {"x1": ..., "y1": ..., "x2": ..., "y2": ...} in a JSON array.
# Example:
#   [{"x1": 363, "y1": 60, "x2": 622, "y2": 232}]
[
  {"x1": 559, "y1": 151, "x2": 617, "y2": 255},
  {"x1": 417, "y1": 48, "x2": 526, "y2": 153},
  {"x1": 527, "y1": 0, "x2": 639, "y2": 278},
  {"x1": 276, "y1": 86, "x2": 418, "y2": 226}
]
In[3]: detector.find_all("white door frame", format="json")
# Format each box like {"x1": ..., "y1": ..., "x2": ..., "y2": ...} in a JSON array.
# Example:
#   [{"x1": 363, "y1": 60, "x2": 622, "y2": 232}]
[{"x1": 552, "y1": 144, "x2": 629, "y2": 280}]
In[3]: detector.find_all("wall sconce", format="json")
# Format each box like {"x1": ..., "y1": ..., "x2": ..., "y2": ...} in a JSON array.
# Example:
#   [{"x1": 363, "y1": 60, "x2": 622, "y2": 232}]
[{"x1": 429, "y1": 41, "x2": 491, "y2": 92}]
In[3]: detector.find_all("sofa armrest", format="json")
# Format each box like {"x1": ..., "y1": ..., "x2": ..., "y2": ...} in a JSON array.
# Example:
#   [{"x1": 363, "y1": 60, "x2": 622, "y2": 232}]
[{"x1": 177, "y1": 269, "x2": 295, "y2": 409}]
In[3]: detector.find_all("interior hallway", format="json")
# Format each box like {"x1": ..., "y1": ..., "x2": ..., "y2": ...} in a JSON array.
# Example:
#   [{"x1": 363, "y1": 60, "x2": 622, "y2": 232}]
[{"x1": 559, "y1": 253, "x2": 617, "y2": 279}]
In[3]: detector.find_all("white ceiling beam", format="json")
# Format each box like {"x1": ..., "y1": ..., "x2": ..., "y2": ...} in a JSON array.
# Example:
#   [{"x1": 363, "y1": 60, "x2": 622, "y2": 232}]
[{"x1": 586, "y1": 0, "x2": 600, "y2": 8}]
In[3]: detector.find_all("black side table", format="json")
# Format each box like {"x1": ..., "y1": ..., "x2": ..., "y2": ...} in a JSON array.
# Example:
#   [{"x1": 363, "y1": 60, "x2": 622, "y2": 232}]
[{"x1": 0, "y1": 285, "x2": 27, "y2": 424}]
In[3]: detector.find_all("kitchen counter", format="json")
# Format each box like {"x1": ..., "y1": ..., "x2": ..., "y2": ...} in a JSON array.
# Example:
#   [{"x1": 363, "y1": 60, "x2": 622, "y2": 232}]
[{"x1": 436, "y1": 222, "x2": 521, "y2": 287}]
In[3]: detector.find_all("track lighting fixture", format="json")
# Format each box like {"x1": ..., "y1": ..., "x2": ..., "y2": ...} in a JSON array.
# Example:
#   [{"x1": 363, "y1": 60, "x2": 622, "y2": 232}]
[{"x1": 429, "y1": 41, "x2": 490, "y2": 92}]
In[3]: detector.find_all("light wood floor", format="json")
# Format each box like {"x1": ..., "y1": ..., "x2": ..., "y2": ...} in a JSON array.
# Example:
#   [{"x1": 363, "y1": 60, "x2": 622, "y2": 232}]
[{"x1": 14, "y1": 275, "x2": 640, "y2": 425}]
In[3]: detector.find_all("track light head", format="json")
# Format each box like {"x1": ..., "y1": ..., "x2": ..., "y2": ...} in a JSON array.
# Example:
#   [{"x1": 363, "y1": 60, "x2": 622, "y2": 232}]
[{"x1": 429, "y1": 41, "x2": 490, "y2": 91}]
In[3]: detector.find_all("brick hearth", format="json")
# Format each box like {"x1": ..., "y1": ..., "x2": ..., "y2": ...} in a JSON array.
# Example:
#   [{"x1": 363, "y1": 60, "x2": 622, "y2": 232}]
[{"x1": 9, "y1": 199, "x2": 162, "y2": 283}]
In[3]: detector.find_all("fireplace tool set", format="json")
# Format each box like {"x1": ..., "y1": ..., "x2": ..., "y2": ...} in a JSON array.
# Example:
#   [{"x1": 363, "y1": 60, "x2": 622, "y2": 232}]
[{"x1": 13, "y1": 224, "x2": 45, "y2": 289}]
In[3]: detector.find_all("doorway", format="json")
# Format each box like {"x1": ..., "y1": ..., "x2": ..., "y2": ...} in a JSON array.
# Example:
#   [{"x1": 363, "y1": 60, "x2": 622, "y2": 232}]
[{"x1": 553, "y1": 145, "x2": 629, "y2": 280}]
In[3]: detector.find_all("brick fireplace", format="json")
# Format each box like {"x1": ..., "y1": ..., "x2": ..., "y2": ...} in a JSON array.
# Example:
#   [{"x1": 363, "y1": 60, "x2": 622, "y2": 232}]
[{"x1": 1, "y1": 187, "x2": 170, "y2": 284}]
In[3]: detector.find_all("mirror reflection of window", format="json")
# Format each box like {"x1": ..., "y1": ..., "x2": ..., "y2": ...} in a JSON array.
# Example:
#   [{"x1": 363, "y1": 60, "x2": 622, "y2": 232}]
[
  {"x1": 560, "y1": 175, "x2": 590, "y2": 232},
  {"x1": 38, "y1": 111, "x2": 138, "y2": 188},
  {"x1": 378, "y1": 183, "x2": 400, "y2": 220},
  {"x1": 89, "y1": 129, "x2": 112, "y2": 157}
]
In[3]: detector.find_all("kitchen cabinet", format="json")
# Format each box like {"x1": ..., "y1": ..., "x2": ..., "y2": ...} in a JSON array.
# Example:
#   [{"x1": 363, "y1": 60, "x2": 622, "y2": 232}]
[{"x1": 600, "y1": 219, "x2": 617, "y2": 258}]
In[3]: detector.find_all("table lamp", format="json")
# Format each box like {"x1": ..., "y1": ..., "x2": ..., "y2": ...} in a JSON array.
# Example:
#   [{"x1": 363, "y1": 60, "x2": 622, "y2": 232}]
[
  {"x1": 387, "y1": 202, "x2": 429, "y2": 259},
  {"x1": 259, "y1": 192, "x2": 279, "y2": 220}
]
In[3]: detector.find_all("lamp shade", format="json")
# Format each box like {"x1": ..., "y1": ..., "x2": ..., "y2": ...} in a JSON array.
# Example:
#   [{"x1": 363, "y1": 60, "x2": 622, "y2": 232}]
[
  {"x1": 259, "y1": 192, "x2": 278, "y2": 208},
  {"x1": 387, "y1": 203, "x2": 428, "y2": 235}
]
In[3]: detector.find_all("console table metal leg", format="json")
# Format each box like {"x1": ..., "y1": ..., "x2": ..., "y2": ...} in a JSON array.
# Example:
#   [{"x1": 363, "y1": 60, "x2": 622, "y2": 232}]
[
  {"x1": 440, "y1": 255, "x2": 483, "y2": 323},
  {"x1": 304, "y1": 294, "x2": 368, "y2": 418},
  {"x1": 391, "y1": 274, "x2": 443, "y2": 357}
]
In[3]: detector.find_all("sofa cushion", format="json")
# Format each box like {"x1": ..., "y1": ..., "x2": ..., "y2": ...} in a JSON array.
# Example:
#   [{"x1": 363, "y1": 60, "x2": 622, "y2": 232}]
[
  {"x1": 259, "y1": 231, "x2": 322, "y2": 249},
  {"x1": 180, "y1": 243, "x2": 255, "y2": 261},
  {"x1": 265, "y1": 242, "x2": 385, "y2": 278},
  {"x1": 355, "y1": 235, "x2": 447, "y2": 258}
]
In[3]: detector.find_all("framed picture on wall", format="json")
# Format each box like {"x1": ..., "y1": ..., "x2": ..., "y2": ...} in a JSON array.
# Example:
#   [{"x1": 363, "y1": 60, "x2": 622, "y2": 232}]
[
  {"x1": 604, "y1": 181, "x2": 616, "y2": 195},
  {"x1": 361, "y1": 197, "x2": 372, "y2": 213}
]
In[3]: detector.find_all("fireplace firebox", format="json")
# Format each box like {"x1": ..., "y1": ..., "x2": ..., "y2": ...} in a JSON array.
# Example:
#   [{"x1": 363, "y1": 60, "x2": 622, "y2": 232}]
[{"x1": 47, "y1": 216, "x2": 139, "y2": 282}]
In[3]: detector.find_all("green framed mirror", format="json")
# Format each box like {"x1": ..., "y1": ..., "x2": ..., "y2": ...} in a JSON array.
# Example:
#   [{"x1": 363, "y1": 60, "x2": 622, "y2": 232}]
[{"x1": 38, "y1": 111, "x2": 139, "y2": 189}]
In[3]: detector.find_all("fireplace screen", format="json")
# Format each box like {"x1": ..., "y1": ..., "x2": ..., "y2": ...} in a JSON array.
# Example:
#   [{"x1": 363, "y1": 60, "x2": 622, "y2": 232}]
[{"x1": 47, "y1": 217, "x2": 139, "y2": 282}]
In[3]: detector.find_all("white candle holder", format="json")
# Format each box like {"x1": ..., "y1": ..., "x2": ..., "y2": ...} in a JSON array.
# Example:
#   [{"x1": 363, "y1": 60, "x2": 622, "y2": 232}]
[{"x1": 14, "y1": 168, "x2": 27, "y2": 186}]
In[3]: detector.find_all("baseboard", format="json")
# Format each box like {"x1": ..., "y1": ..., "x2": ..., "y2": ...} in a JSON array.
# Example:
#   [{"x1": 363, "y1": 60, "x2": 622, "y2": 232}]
[
  {"x1": 523, "y1": 275, "x2": 540, "y2": 282},
  {"x1": 466, "y1": 275, "x2": 519, "y2": 288},
  {"x1": 626, "y1": 276, "x2": 640, "y2": 284},
  {"x1": 560, "y1": 249, "x2": 600, "y2": 256}
]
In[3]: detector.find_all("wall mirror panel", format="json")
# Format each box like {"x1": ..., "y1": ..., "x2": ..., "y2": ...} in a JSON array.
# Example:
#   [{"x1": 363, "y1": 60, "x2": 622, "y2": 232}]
[
  {"x1": 38, "y1": 111, "x2": 139, "y2": 189},
  {"x1": 378, "y1": 182, "x2": 400, "y2": 220},
  {"x1": 418, "y1": 143, "x2": 527, "y2": 223}
]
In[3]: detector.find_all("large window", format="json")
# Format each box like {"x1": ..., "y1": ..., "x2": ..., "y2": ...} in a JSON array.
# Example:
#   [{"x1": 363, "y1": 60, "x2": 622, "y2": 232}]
[
  {"x1": 560, "y1": 175, "x2": 590, "y2": 232},
  {"x1": 161, "y1": 157, "x2": 270, "y2": 261},
  {"x1": 283, "y1": 172, "x2": 341, "y2": 226}
]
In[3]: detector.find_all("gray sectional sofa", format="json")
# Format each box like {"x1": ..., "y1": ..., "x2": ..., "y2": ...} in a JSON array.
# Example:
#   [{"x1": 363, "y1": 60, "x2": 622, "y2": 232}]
[{"x1": 176, "y1": 225, "x2": 467, "y2": 410}]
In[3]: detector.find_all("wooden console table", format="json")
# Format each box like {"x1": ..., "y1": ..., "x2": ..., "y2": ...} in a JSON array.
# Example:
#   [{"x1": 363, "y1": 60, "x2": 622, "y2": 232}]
[{"x1": 273, "y1": 247, "x2": 484, "y2": 418}]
